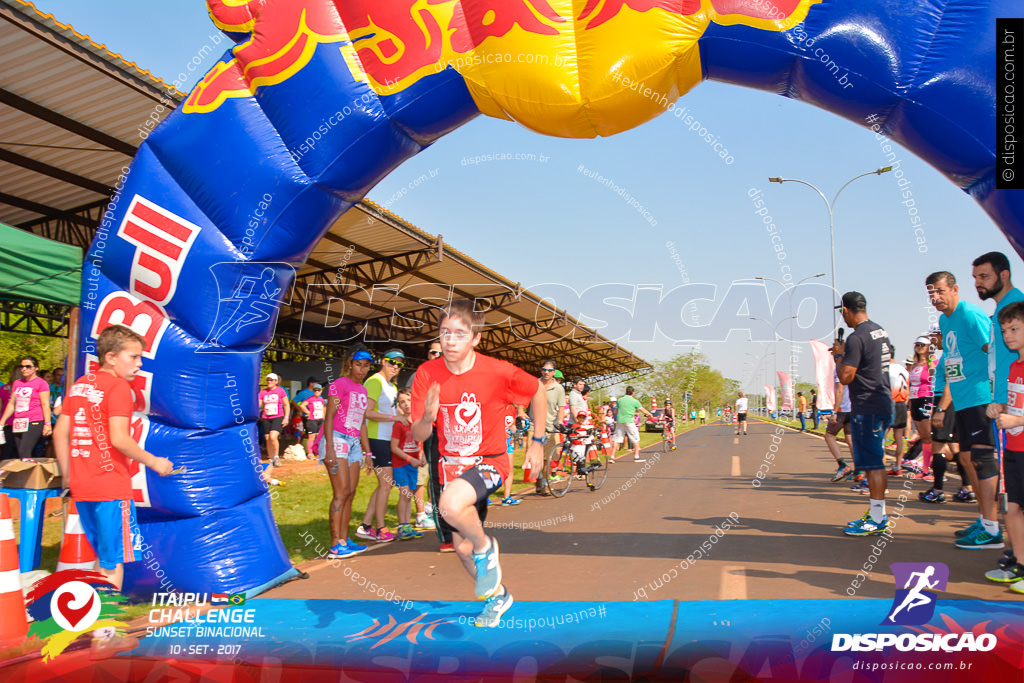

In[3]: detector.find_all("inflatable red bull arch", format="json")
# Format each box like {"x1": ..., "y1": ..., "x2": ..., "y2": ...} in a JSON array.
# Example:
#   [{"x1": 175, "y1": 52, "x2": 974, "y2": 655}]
[{"x1": 80, "y1": 0, "x2": 1015, "y2": 595}]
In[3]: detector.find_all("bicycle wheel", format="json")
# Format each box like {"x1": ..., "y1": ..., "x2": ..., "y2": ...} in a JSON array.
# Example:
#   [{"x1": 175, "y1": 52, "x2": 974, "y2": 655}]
[
  {"x1": 548, "y1": 445, "x2": 574, "y2": 498},
  {"x1": 586, "y1": 445, "x2": 608, "y2": 491}
]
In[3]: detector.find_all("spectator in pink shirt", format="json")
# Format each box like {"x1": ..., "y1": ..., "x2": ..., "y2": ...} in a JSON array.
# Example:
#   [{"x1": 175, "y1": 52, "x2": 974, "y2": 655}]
[
  {"x1": 0, "y1": 356, "x2": 52, "y2": 460},
  {"x1": 258, "y1": 373, "x2": 289, "y2": 467}
]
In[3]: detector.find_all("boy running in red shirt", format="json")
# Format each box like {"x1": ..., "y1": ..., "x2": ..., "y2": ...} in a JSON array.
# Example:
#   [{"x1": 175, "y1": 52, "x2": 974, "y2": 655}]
[{"x1": 411, "y1": 300, "x2": 545, "y2": 627}]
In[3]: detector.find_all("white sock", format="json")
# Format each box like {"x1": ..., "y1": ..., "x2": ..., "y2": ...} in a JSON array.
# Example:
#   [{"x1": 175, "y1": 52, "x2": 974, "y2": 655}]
[
  {"x1": 474, "y1": 538, "x2": 491, "y2": 556},
  {"x1": 416, "y1": 512, "x2": 425, "y2": 522},
  {"x1": 982, "y1": 519, "x2": 1000, "y2": 535},
  {"x1": 869, "y1": 498, "x2": 886, "y2": 524}
]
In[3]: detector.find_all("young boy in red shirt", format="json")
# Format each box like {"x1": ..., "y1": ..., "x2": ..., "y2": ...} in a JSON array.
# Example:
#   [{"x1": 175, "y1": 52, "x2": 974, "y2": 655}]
[
  {"x1": 411, "y1": 299, "x2": 545, "y2": 627},
  {"x1": 53, "y1": 325, "x2": 174, "y2": 649},
  {"x1": 991, "y1": 302, "x2": 1024, "y2": 593},
  {"x1": 391, "y1": 388, "x2": 425, "y2": 541}
]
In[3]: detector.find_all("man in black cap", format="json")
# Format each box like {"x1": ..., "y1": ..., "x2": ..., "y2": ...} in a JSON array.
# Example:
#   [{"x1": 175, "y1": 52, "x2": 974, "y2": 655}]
[{"x1": 835, "y1": 292, "x2": 895, "y2": 536}]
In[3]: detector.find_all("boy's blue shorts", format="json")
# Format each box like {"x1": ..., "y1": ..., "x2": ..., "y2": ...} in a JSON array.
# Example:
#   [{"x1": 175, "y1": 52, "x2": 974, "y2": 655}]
[
  {"x1": 392, "y1": 464, "x2": 418, "y2": 489},
  {"x1": 76, "y1": 499, "x2": 140, "y2": 570}
]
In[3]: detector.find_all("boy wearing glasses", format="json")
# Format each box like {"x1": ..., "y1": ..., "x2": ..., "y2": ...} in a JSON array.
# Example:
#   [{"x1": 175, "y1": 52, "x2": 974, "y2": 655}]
[{"x1": 411, "y1": 299, "x2": 546, "y2": 626}]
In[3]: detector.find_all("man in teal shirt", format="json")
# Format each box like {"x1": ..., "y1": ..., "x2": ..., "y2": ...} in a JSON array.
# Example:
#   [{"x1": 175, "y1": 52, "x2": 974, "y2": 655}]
[
  {"x1": 613, "y1": 387, "x2": 654, "y2": 463},
  {"x1": 973, "y1": 252, "x2": 1024, "y2": 405},
  {"x1": 928, "y1": 271, "x2": 1003, "y2": 550}
]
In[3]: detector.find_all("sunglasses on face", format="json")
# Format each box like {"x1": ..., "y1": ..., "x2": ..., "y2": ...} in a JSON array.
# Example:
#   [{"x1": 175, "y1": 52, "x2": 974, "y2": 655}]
[
  {"x1": 384, "y1": 359, "x2": 405, "y2": 368},
  {"x1": 428, "y1": 350, "x2": 442, "y2": 357},
  {"x1": 541, "y1": 368, "x2": 555, "y2": 373},
  {"x1": 20, "y1": 364, "x2": 35, "y2": 369}
]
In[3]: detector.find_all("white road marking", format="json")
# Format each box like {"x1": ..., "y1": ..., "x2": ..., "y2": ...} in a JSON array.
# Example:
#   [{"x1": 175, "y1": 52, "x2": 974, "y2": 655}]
[{"x1": 731, "y1": 454, "x2": 740, "y2": 476}]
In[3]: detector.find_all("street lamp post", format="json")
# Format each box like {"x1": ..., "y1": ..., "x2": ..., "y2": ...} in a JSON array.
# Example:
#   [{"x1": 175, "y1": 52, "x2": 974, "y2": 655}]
[
  {"x1": 768, "y1": 167, "x2": 892, "y2": 333},
  {"x1": 750, "y1": 316, "x2": 796, "y2": 415},
  {"x1": 755, "y1": 273, "x2": 825, "y2": 396}
]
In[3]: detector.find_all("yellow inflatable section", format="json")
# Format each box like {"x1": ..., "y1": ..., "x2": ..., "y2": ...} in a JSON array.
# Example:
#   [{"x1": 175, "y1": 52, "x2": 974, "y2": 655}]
[{"x1": 345, "y1": 0, "x2": 822, "y2": 138}]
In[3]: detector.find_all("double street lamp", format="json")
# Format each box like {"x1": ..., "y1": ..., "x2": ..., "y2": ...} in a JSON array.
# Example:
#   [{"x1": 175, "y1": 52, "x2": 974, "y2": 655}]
[{"x1": 768, "y1": 167, "x2": 892, "y2": 333}]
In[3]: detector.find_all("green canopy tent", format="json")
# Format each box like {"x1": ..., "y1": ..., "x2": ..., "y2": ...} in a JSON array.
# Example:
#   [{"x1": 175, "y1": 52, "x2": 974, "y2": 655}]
[
  {"x1": 1, "y1": 222, "x2": 84, "y2": 381},
  {"x1": 0, "y1": 221, "x2": 82, "y2": 308}
]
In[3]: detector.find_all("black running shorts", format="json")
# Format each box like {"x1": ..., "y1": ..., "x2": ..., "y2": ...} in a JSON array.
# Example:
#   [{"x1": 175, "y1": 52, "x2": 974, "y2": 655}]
[
  {"x1": 955, "y1": 404, "x2": 995, "y2": 451},
  {"x1": 909, "y1": 397, "x2": 933, "y2": 423},
  {"x1": 931, "y1": 408, "x2": 956, "y2": 443},
  {"x1": 260, "y1": 416, "x2": 284, "y2": 434},
  {"x1": 891, "y1": 401, "x2": 909, "y2": 430},
  {"x1": 1005, "y1": 449, "x2": 1024, "y2": 506}
]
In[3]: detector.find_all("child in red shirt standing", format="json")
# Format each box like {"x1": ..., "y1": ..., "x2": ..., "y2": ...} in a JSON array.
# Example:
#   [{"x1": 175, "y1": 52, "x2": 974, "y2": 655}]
[
  {"x1": 411, "y1": 300, "x2": 546, "y2": 627},
  {"x1": 391, "y1": 388, "x2": 425, "y2": 541},
  {"x1": 991, "y1": 302, "x2": 1024, "y2": 593}
]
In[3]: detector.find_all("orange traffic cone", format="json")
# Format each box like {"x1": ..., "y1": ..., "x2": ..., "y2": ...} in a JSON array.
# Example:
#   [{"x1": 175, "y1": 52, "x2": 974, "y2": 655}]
[
  {"x1": 0, "y1": 493, "x2": 28, "y2": 647},
  {"x1": 57, "y1": 500, "x2": 97, "y2": 572},
  {"x1": 601, "y1": 431, "x2": 613, "y2": 458}
]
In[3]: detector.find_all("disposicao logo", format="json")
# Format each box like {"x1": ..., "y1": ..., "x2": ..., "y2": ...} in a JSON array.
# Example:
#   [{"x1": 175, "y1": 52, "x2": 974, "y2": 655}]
[
  {"x1": 25, "y1": 569, "x2": 132, "y2": 661},
  {"x1": 831, "y1": 563, "x2": 997, "y2": 653}
]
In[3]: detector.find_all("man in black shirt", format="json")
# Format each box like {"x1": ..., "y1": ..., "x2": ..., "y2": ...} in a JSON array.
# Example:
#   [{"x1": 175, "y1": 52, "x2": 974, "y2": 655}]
[{"x1": 836, "y1": 292, "x2": 895, "y2": 536}]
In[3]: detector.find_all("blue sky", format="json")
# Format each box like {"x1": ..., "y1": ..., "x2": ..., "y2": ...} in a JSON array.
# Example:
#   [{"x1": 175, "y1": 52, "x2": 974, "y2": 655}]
[{"x1": 31, "y1": 0, "x2": 1016, "y2": 394}]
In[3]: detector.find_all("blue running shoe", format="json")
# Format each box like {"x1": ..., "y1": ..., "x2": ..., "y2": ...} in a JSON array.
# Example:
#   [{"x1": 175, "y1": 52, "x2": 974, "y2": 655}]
[
  {"x1": 846, "y1": 510, "x2": 871, "y2": 527},
  {"x1": 954, "y1": 528, "x2": 1004, "y2": 550},
  {"x1": 328, "y1": 542, "x2": 357, "y2": 558},
  {"x1": 346, "y1": 538, "x2": 367, "y2": 553},
  {"x1": 472, "y1": 536, "x2": 502, "y2": 600},
  {"x1": 501, "y1": 497, "x2": 522, "y2": 506},
  {"x1": 844, "y1": 515, "x2": 891, "y2": 536},
  {"x1": 475, "y1": 589, "x2": 514, "y2": 627},
  {"x1": 954, "y1": 518, "x2": 983, "y2": 538}
]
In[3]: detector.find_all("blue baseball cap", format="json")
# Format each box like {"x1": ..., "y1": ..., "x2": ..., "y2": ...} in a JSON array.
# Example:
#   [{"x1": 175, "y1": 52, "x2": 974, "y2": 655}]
[{"x1": 352, "y1": 350, "x2": 373, "y2": 362}]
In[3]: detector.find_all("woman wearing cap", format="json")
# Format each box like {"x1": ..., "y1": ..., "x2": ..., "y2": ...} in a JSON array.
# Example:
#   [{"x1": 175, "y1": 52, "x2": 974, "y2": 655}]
[
  {"x1": 356, "y1": 349, "x2": 409, "y2": 543},
  {"x1": 300, "y1": 384, "x2": 326, "y2": 456},
  {"x1": 258, "y1": 373, "x2": 289, "y2": 467},
  {"x1": 322, "y1": 345, "x2": 373, "y2": 558},
  {"x1": 908, "y1": 335, "x2": 938, "y2": 477}
]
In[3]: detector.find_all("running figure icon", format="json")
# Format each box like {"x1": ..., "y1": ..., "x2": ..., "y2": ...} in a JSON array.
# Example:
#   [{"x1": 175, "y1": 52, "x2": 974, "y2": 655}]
[{"x1": 888, "y1": 565, "x2": 939, "y2": 623}]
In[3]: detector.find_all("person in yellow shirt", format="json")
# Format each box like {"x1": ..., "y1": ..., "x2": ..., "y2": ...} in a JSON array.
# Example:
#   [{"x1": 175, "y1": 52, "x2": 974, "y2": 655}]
[{"x1": 797, "y1": 392, "x2": 808, "y2": 431}]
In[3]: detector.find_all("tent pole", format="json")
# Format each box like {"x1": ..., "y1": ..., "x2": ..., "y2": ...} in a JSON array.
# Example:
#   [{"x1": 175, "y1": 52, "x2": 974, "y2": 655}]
[{"x1": 66, "y1": 306, "x2": 79, "y2": 390}]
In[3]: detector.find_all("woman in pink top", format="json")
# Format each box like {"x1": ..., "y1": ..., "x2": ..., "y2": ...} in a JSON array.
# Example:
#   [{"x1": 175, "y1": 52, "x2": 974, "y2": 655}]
[
  {"x1": 0, "y1": 356, "x2": 52, "y2": 460},
  {"x1": 908, "y1": 336, "x2": 937, "y2": 475},
  {"x1": 321, "y1": 345, "x2": 373, "y2": 559},
  {"x1": 258, "y1": 373, "x2": 290, "y2": 467}
]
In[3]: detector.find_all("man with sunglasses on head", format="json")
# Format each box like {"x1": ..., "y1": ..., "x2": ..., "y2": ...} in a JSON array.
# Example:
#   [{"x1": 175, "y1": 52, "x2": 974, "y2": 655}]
[{"x1": 536, "y1": 360, "x2": 566, "y2": 495}]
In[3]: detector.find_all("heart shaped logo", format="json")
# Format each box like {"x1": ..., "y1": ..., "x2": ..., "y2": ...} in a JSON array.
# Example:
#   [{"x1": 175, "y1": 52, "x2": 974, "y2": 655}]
[
  {"x1": 455, "y1": 393, "x2": 480, "y2": 429},
  {"x1": 51, "y1": 581, "x2": 101, "y2": 632}
]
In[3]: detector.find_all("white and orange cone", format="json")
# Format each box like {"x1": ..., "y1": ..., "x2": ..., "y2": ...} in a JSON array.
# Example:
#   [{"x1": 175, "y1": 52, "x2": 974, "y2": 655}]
[
  {"x1": 56, "y1": 500, "x2": 97, "y2": 572},
  {"x1": 0, "y1": 493, "x2": 28, "y2": 647}
]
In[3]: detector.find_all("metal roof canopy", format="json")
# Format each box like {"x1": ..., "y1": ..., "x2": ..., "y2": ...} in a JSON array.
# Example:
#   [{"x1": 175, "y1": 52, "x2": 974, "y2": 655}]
[
  {"x1": 0, "y1": 0, "x2": 181, "y2": 240},
  {"x1": 272, "y1": 200, "x2": 650, "y2": 384},
  {"x1": 0, "y1": 0, "x2": 651, "y2": 384}
]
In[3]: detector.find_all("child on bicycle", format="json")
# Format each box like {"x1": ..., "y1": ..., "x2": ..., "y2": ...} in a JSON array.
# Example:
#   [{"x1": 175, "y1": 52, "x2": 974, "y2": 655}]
[{"x1": 663, "y1": 398, "x2": 677, "y2": 450}]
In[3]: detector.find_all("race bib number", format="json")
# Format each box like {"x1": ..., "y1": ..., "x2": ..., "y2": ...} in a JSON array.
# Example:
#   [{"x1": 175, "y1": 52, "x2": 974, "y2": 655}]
[
  {"x1": 263, "y1": 399, "x2": 280, "y2": 418},
  {"x1": 945, "y1": 354, "x2": 965, "y2": 383},
  {"x1": 439, "y1": 457, "x2": 483, "y2": 489},
  {"x1": 312, "y1": 403, "x2": 324, "y2": 420},
  {"x1": 1007, "y1": 381, "x2": 1024, "y2": 437},
  {"x1": 13, "y1": 418, "x2": 29, "y2": 433},
  {"x1": 336, "y1": 438, "x2": 350, "y2": 457}
]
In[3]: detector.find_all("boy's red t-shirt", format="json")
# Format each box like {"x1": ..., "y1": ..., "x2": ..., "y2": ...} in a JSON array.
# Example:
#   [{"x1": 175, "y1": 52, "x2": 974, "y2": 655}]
[
  {"x1": 63, "y1": 371, "x2": 135, "y2": 501},
  {"x1": 1005, "y1": 359, "x2": 1024, "y2": 451},
  {"x1": 390, "y1": 420, "x2": 421, "y2": 468},
  {"x1": 411, "y1": 353, "x2": 537, "y2": 480}
]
